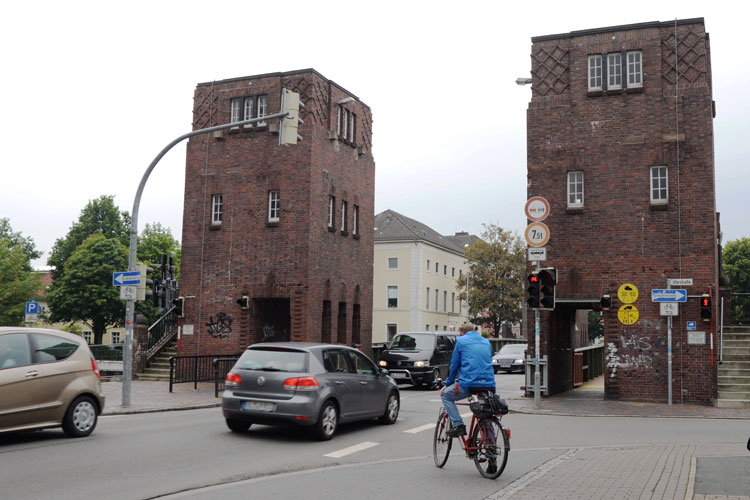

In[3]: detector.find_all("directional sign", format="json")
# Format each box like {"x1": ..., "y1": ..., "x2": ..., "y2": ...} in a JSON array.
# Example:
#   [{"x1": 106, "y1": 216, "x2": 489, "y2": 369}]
[
  {"x1": 113, "y1": 271, "x2": 141, "y2": 286},
  {"x1": 651, "y1": 289, "x2": 687, "y2": 302},
  {"x1": 25, "y1": 301, "x2": 39, "y2": 314}
]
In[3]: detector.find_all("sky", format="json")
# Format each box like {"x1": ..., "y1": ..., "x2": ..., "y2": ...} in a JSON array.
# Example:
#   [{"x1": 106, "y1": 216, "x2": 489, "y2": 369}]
[{"x1": 1, "y1": 1, "x2": 747, "y2": 268}]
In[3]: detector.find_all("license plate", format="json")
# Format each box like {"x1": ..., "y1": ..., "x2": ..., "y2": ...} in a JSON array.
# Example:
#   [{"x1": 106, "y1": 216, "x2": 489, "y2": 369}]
[
  {"x1": 242, "y1": 401, "x2": 275, "y2": 412},
  {"x1": 501, "y1": 363, "x2": 511, "y2": 368},
  {"x1": 390, "y1": 372, "x2": 408, "y2": 379}
]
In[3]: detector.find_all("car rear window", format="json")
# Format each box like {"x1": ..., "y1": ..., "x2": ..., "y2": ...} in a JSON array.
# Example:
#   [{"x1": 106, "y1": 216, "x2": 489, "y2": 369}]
[
  {"x1": 32, "y1": 333, "x2": 80, "y2": 362},
  {"x1": 235, "y1": 347, "x2": 307, "y2": 372},
  {"x1": 388, "y1": 333, "x2": 435, "y2": 351},
  {"x1": 499, "y1": 344, "x2": 526, "y2": 355}
]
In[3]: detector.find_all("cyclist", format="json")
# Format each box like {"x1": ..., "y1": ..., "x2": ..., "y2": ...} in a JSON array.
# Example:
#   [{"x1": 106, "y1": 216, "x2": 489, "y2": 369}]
[{"x1": 441, "y1": 322, "x2": 495, "y2": 439}]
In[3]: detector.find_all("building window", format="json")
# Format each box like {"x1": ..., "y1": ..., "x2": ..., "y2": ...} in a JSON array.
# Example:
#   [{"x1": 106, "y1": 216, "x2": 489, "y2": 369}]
[
  {"x1": 443, "y1": 291, "x2": 447, "y2": 312},
  {"x1": 348, "y1": 111, "x2": 356, "y2": 143},
  {"x1": 628, "y1": 51, "x2": 643, "y2": 88},
  {"x1": 435, "y1": 262, "x2": 439, "y2": 273},
  {"x1": 451, "y1": 292, "x2": 455, "y2": 312},
  {"x1": 427, "y1": 259, "x2": 430, "y2": 271},
  {"x1": 452, "y1": 267, "x2": 455, "y2": 277},
  {"x1": 650, "y1": 166, "x2": 668, "y2": 204},
  {"x1": 352, "y1": 205, "x2": 359, "y2": 236},
  {"x1": 388, "y1": 257, "x2": 398, "y2": 269},
  {"x1": 111, "y1": 331, "x2": 121, "y2": 344},
  {"x1": 268, "y1": 190, "x2": 280, "y2": 222},
  {"x1": 426, "y1": 288, "x2": 430, "y2": 309},
  {"x1": 327, "y1": 196, "x2": 335, "y2": 228},
  {"x1": 435, "y1": 289, "x2": 439, "y2": 311},
  {"x1": 608, "y1": 53, "x2": 622, "y2": 89},
  {"x1": 336, "y1": 106, "x2": 341, "y2": 137},
  {"x1": 387, "y1": 286, "x2": 398, "y2": 308},
  {"x1": 567, "y1": 171, "x2": 584, "y2": 208},
  {"x1": 230, "y1": 94, "x2": 268, "y2": 128},
  {"x1": 588, "y1": 55, "x2": 603, "y2": 91},
  {"x1": 211, "y1": 194, "x2": 223, "y2": 225},
  {"x1": 426, "y1": 324, "x2": 430, "y2": 331},
  {"x1": 386, "y1": 323, "x2": 397, "y2": 341},
  {"x1": 340, "y1": 201, "x2": 348, "y2": 232},
  {"x1": 82, "y1": 331, "x2": 92, "y2": 344},
  {"x1": 443, "y1": 265, "x2": 447, "y2": 275},
  {"x1": 341, "y1": 108, "x2": 348, "y2": 140}
]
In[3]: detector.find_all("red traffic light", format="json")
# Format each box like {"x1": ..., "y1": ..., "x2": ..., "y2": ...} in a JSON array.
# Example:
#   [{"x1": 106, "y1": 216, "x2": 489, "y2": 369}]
[
  {"x1": 529, "y1": 275, "x2": 539, "y2": 283},
  {"x1": 702, "y1": 297, "x2": 710, "y2": 307}
]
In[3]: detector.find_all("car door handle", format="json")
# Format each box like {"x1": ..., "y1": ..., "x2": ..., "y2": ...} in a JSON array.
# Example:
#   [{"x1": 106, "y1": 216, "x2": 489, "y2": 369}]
[{"x1": 25, "y1": 371, "x2": 39, "y2": 378}]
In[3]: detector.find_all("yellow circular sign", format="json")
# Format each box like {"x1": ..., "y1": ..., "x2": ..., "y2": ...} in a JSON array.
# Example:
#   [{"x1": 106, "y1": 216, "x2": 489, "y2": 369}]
[
  {"x1": 618, "y1": 283, "x2": 638, "y2": 304},
  {"x1": 618, "y1": 304, "x2": 639, "y2": 325}
]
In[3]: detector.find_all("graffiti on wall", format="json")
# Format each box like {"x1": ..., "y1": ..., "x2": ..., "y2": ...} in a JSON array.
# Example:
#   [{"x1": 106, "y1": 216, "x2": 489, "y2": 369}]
[
  {"x1": 606, "y1": 331, "x2": 653, "y2": 378},
  {"x1": 206, "y1": 313, "x2": 233, "y2": 339},
  {"x1": 262, "y1": 324, "x2": 275, "y2": 340}
]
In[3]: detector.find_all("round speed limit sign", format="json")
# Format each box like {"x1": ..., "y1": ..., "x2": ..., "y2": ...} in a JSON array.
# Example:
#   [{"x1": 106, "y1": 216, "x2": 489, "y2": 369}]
[{"x1": 524, "y1": 222, "x2": 550, "y2": 248}]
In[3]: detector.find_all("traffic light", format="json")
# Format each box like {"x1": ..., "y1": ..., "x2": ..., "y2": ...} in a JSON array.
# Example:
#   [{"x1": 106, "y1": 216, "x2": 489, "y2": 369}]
[
  {"x1": 173, "y1": 296, "x2": 185, "y2": 318},
  {"x1": 280, "y1": 88, "x2": 304, "y2": 145},
  {"x1": 237, "y1": 296, "x2": 250, "y2": 310},
  {"x1": 538, "y1": 268, "x2": 556, "y2": 310},
  {"x1": 600, "y1": 294, "x2": 612, "y2": 310},
  {"x1": 526, "y1": 272, "x2": 540, "y2": 309},
  {"x1": 700, "y1": 294, "x2": 712, "y2": 321}
]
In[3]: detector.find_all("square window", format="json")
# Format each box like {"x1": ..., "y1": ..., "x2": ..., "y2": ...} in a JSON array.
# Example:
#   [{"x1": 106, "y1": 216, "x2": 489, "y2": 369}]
[
  {"x1": 268, "y1": 190, "x2": 280, "y2": 222},
  {"x1": 627, "y1": 51, "x2": 643, "y2": 88},
  {"x1": 388, "y1": 257, "x2": 398, "y2": 269},
  {"x1": 111, "y1": 331, "x2": 121, "y2": 344},
  {"x1": 650, "y1": 166, "x2": 668, "y2": 204},
  {"x1": 588, "y1": 55, "x2": 603, "y2": 91},
  {"x1": 387, "y1": 286, "x2": 398, "y2": 308},
  {"x1": 211, "y1": 194, "x2": 223, "y2": 225},
  {"x1": 567, "y1": 171, "x2": 584, "y2": 208},
  {"x1": 608, "y1": 53, "x2": 622, "y2": 89}
]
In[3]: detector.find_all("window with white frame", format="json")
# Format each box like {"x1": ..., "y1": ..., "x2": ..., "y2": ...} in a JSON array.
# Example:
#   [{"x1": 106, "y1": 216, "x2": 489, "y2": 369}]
[
  {"x1": 388, "y1": 257, "x2": 398, "y2": 269},
  {"x1": 327, "y1": 196, "x2": 335, "y2": 228},
  {"x1": 386, "y1": 323, "x2": 397, "y2": 341},
  {"x1": 352, "y1": 205, "x2": 359, "y2": 235},
  {"x1": 650, "y1": 166, "x2": 668, "y2": 204},
  {"x1": 426, "y1": 288, "x2": 430, "y2": 309},
  {"x1": 340, "y1": 201, "x2": 348, "y2": 232},
  {"x1": 628, "y1": 51, "x2": 643, "y2": 87},
  {"x1": 268, "y1": 190, "x2": 280, "y2": 222},
  {"x1": 387, "y1": 286, "x2": 398, "y2": 308},
  {"x1": 211, "y1": 194, "x2": 223, "y2": 225},
  {"x1": 608, "y1": 53, "x2": 622, "y2": 89},
  {"x1": 111, "y1": 331, "x2": 121, "y2": 344},
  {"x1": 82, "y1": 331, "x2": 92, "y2": 344},
  {"x1": 567, "y1": 171, "x2": 584, "y2": 208},
  {"x1": 348, "y1": 111, "x2": 356, "y2": 143},
  {"x1": 588, "y1": 55, "x2": 603, "y2": 91},
  {"x1": 230, "y1": 94, "x2": 268, "y2": 128}
]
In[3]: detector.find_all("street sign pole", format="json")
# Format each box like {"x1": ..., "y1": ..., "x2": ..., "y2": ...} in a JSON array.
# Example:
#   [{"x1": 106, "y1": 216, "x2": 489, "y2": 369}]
[
  {"x1": 121, "y1": 111, "x2": 289, "y2": 407},
  {"x1": 666, "y1": 282, "x2": 673, "y2": 405},
  {"x1": 534, "y1": 260, "x2": 541, "y2": 408}
]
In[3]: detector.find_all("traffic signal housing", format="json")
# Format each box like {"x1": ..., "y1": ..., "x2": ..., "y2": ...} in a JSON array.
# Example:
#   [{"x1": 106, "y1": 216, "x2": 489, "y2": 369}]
[
  {"x1": 600, "y1": 294, "x2": 612, "y2": 310},
  {"x1": 700, "y1": 294, "x2": 712, "y2": 321},
  {"x1": 538, "y1": 268, "x2": 556, "y2": 310},
  {"x1": 526, "y1": 272, "x2": 540, "y2": 309},
  {"x1": 173, "y1": 296, "x2": 185, "y2": 318},
  {"x1": 280, "y1": 89, "x2": 304, "y2": 145},
  {"x1": 136, "y1": 262, "x2": 153, "y2": 302},
  {"x1": 237, "y1": 296, "x2": 250, "y2": 310}
]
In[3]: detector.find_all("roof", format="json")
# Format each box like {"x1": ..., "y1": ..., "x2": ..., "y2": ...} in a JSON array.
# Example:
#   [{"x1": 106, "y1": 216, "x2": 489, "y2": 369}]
[
  {"x1": 373, "y1": 210, "x2": 467, "y2": 255},
  {"x1": 532, "y1": 18, "x2": 705, "y2": 42},
  {"x1": 445, "y1": 232, "x2": 481, "y2": 250}
]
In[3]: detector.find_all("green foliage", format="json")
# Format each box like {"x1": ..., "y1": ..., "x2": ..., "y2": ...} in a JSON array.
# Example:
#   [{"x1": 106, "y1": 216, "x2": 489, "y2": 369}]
[
  {"x1": 723, "y1": 238, "x2": 750, "y2": 322},
  {"x1": 48, "y1": 195, "x2": 130, "y2": 279},
  {"x1": 0, "y1": 237, "x2": 41, "y2": 326},
  {"x1": 588, "y1": 311, "x2": 603, "y2": 343},
  {"x1": 47, "y1": 234, "x2": 128, "y2": 344},
  {"x1": 0, "y1": 218, "x2": 42, "y2": 266},
  {"x1": 455, "y1": 224, "x2": 525, "y2": 336}
]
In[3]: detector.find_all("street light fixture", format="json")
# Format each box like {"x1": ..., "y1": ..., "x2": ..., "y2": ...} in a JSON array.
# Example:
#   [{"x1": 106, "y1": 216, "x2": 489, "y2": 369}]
[{"x1": 515, "y1": 77, "x2": 533, "y2": 86}]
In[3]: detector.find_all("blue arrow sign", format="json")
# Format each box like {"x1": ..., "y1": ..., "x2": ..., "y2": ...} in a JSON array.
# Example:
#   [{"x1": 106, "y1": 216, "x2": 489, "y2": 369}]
[
  {"x1": 112, "y1": 271, "x2": 141, "y2": 286},
  {"x1": 25, "y1": 301, "x2": 39, "y2": 314},
  {"x1": 651, "y1": 289, "x2": 687, "y2": 302}
]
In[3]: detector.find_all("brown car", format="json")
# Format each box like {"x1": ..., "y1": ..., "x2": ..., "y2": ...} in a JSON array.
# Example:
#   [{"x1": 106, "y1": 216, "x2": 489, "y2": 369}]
[{"x1": 0, "y1": 327, "x2": 105, "y2": 437}]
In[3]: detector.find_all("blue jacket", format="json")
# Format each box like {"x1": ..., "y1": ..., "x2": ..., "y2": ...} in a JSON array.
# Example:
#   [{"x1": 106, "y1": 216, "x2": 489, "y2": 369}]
[{"x1": 445, "y1": 331, "x2": 496, "y2": 390}]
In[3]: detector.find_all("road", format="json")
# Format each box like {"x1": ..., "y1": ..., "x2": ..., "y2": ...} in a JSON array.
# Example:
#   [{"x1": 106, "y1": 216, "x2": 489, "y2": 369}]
[{"x1": 1, "y1": 374, "x2": 748, "y2": 500}]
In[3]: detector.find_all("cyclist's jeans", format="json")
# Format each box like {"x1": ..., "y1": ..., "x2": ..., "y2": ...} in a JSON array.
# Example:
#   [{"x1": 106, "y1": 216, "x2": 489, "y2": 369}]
[{"x1": 441, "y1": 383, "x2": 471, "y2": 427}]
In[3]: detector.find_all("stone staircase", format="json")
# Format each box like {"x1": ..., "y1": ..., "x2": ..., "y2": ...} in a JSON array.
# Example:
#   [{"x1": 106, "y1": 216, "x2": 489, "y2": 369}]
[
  {"x1": 137, "y1": 341, "x2": 177, "y2": 382},
  {"x1": 717, "y1": 325, "x2": 750, "y2": 408}
]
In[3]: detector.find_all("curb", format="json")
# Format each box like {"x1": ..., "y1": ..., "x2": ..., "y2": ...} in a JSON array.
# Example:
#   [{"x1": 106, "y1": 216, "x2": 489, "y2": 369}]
[{"x1": 102, "y1": 402, "x2": 221, "y2": 416}]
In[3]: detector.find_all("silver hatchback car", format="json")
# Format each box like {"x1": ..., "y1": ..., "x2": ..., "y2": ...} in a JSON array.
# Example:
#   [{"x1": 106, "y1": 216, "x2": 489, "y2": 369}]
[
  {"x1": 0, "y1": 327, "x2": 105, "y2": 437},
  {"x1": 222, "y1": 342, "x2": 400, "y2": 440}
]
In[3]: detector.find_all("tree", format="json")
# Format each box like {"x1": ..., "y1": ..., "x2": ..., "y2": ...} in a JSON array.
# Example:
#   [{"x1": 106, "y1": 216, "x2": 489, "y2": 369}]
[
  {"x1": 48, "y1": 195, "x2": 130, "y2": 279},
  {"x1": 47, "y1": 234, "x2": 128, "y2": 344},
  {"x1": 136, "y1": 223, "x2": 181, "y2": 324},
  {"x1": 724, "y1": 237, "x2": 750, "y2": 322},
  {"x1": 455, "y1": 224, "x2": 525, "y2": 336},
  {"x1": 0, "y1": 234, "x2": 41, "y2": 326}
]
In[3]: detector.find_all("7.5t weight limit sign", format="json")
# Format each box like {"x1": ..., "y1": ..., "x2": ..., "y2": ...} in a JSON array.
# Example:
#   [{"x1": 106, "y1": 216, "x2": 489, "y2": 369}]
[{"x1": 525, "y1": 222, "x2": 550, "y2": 247}]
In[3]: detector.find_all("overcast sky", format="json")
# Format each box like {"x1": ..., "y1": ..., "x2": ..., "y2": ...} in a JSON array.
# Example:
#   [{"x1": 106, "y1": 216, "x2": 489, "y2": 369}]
[{"x1": 1, "y1": 1, "x2": 746, "y2": 268}]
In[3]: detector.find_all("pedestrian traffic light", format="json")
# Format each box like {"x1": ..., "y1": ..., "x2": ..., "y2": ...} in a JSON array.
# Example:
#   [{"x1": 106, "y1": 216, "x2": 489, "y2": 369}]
[
  {"x1": 173, "y1": 296, "x2": 185, "y2": 318},
  {"x1": 527, "y1": 272, "x2": 540, "y2": 309},
  {"x1": 600, "y1": 294, "x2": 612, "y2": 310},
  {"x1": 280, "y1": 88, "x2": 304, "y2": 145},
  {"x1": 538, "y1": 268, "x2": 556, "y2": 310},
  {"x1": 700, "y1": 294, "x2": 712, "y2": 321}
]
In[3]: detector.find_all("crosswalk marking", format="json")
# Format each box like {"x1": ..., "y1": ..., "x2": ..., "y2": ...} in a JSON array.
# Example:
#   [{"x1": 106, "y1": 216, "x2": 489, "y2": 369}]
[{"x1": 324, "y1": 441, "x2": 379, "y2": 458}]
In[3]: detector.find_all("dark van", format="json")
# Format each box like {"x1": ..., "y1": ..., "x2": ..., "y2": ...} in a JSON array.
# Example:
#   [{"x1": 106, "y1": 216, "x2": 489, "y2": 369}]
[{"x1": 378, "y1": 332, "x2": 457, "y2": 389}]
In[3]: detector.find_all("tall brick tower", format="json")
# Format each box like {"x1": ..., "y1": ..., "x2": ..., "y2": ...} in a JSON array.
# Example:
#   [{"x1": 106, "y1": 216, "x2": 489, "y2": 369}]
[
  {"x1": 179, "y1": 69, "x2": 374, "y2": 357},
  {"x1": 525, "y1": 19, "x2": 721, "y2": 404}
]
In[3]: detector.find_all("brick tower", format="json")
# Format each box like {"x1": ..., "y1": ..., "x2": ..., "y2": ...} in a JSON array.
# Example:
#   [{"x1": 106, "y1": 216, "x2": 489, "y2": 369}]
[
  {"x1": 525, "y1": 19, "x2": 721, "y2": 404},
  {"x1": 179, "y1": 69, "x2": 374, "y2": 357}
]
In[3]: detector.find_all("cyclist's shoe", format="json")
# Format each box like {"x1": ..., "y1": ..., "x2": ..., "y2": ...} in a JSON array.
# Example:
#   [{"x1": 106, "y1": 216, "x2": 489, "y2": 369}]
[
  {"x1": 486, "y1": 460, "x2": 498, "y2": 474},
  {"x1": 446, "y1": 424, "x2": 466, "y2": 437}
]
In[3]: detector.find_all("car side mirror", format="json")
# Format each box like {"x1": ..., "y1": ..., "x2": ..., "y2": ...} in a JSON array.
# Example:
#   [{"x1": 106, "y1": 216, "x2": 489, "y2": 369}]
[{"x1": 379, "y1": 368, "x2": 389, "y2": 377}]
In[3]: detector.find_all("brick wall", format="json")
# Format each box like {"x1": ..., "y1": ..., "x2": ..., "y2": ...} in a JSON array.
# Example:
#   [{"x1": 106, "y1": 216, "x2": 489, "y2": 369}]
[{"x1": 525, "y1": 20, "x2": 719, "y2": 404}]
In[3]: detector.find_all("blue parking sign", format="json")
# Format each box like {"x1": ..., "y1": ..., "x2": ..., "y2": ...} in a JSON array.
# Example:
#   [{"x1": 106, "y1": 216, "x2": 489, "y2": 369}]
[{"x1": 25, "y1": 301, "x2": 39, "y2": 314}]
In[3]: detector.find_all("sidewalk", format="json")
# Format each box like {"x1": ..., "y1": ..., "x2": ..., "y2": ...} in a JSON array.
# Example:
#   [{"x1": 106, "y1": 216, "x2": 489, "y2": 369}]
[{"x1": 101, "y1": 380, "x2": 220, "y2": 415}]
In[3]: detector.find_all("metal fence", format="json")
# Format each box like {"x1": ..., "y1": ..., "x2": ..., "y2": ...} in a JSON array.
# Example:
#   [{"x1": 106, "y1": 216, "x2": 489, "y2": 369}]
[
  {"x1": 168, "y1": 354, "x2": 242, "y2": 393},
  {"x1": 213, "y1": 357, "x2": 242, "y2": 397},
  {"x1": 89, "y1": 344, "x2": 123, "y2": 361},
  {"x1": 148, "y1": 306, "x2": 178, "y2": 353}
]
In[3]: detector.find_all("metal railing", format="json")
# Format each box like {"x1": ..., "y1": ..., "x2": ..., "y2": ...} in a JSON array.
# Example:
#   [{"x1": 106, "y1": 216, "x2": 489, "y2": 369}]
[
  {"x1": 147, "y1": 306, "x2": 178, "y2": 358},
  {"x1": 89, "y1": 344, "x2": 124, "y2": 361},
  {"x1": 213, "y1": 357, "x2": 242, "y2": 397},
  {"x1": 169, "y1": 354, "x2": 242, "y2": 393}
]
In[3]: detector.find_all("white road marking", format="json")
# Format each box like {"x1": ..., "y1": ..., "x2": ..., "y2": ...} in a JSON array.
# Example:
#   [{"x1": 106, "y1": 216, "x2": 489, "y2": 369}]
[
  {"x1": 404, "y1": 423, "x2": 434, "y2": 434},
  {"x1": 324, "y1": 441, "x2": 379, "y2": 458}
]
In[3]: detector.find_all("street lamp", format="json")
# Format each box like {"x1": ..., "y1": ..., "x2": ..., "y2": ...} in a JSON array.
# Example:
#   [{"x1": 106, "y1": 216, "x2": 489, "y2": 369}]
[{"x1": 464, "y1": 244, "x2": 470, "y2": 321}]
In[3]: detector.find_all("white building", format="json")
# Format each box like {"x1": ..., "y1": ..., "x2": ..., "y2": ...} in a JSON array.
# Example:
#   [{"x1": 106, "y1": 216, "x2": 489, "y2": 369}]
[{"x1": 372, "y1": 210, "x2": 478, "y2": 345}]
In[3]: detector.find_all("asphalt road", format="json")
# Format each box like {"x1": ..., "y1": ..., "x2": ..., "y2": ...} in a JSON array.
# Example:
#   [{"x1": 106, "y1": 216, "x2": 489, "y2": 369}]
[{"x1": 1, "y1": 374, "x2": 747, "y2": 500}]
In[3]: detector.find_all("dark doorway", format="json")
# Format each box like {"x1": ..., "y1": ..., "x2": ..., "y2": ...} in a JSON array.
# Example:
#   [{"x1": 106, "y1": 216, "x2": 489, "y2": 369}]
[
  {"x1": 322, "y1": 300, "x2": 332, "y2": 343},
  {"x1": 254, "y1": 298, "x2": 290, "y2": 343},
  {"x1": 352, "y1": 304, "x2": 361, "y2": 347},
  {"x1": 337, "y1": 302, "x2": 347, "y2": 344}
]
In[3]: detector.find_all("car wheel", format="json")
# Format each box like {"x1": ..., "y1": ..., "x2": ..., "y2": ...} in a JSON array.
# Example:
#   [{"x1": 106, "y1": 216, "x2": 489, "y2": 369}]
[
  {"x1": 314, "y1": 401, "x2": 338, "y2": 441},
  {"x1": 226, "y1": 418, "x2": 251, "y2": 433},
  {"x1": 379, "y1": 392, "x2": 399, "y2": 424},
  {"x1": 62, "y1": 395, "x2": 98, "y2": 437}
]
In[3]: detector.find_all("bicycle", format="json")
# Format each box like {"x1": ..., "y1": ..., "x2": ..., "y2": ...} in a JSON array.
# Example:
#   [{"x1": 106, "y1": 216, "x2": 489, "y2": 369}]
[{"x1": 433, "y1": 389, "x2": 510, "y2": 479}]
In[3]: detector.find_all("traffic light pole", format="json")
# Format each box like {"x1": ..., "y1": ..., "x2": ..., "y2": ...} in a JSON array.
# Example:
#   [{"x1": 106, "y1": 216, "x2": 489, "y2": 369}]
[
  {"x1": 534, "y1": 261, "x2": 541, "y2": 408},
  {"x1": 121, "y1": 111, "x2": 289, "y2": 407}
]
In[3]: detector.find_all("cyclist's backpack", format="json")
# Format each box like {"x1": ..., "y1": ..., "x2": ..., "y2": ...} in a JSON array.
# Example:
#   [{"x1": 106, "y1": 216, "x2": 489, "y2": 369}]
[{"x1": 470, "y1": 394, "x2": 509, "y2": 419}]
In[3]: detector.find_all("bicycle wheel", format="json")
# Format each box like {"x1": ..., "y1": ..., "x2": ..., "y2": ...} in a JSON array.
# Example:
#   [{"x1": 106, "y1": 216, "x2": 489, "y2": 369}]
[
  {"x1": 433, "y1": 408, "x2": 452, "y2": 467},
  {"x1": 472, "y1": 418, "x2": 509, "y2": 479}
]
